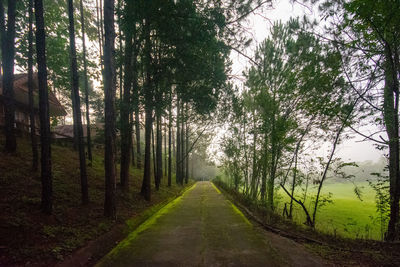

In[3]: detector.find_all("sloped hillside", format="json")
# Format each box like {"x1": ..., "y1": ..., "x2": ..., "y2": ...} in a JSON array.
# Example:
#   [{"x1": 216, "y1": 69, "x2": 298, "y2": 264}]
[{"x1": 0, "y1": 135, "x2": 189, "y2": 266}]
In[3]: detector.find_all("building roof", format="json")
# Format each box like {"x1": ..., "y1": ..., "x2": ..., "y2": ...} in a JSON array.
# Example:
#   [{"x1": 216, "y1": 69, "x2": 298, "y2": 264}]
[
  {"x1": 52, "y1": 123, "x2": 104, "y2": 139},
  {"x1": 0, "y1": 73, "x2": 67, "y2": 116}
]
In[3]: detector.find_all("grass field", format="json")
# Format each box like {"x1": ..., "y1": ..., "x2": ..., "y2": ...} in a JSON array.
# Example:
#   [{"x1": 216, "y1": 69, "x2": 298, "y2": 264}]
[
  {"x1": 276, "y1": 182, "x2": 385, "y2": 240},
  {"x1": 218, "y1": 173, "x2": 386, "y2": 240}
]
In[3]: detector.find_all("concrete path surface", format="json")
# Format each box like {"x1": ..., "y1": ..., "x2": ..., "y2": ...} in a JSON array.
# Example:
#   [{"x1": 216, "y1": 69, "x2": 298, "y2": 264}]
[{"x1": 97, "y1": 181, "x2": 324, "y2": 267}]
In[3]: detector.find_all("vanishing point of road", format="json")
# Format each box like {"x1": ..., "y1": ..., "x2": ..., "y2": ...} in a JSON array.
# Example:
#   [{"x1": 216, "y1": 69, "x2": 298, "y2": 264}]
[{"x1": 97, "y1": 181, "x2": 325, "y2": 267}]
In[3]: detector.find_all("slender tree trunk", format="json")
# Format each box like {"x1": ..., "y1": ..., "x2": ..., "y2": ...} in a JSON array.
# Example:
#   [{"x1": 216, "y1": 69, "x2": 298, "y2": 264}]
[
  {"x1": 99, "y1": 0, "x2": 104, "y2": 47},
  {"x1": 312, "y1": 123, "x2": 345, "y2": 227},
  {"x1": 79, "y1": 0, "x2": 92, "y2": 163},
  {"x1": 289, "y1": 149, "x2": 298, "y2": 219},
  {"x1": 384, "y1": 44, "x2": 400, "y2": 241},
  {"x1": 267, "y1": 150, "x2": 275, "y2": 210},
  {"x1": 156, "y1": 113, "x2": 162, "y2": 189},
  {"x1": 35, "y1": 0, "x2": 52, "y2": 214},
  {"x1": 130, "y1": 112, "x2": 135, "y2": 166},
  {"x1": 0, "y1": 0, "x2": 16, "y2": 153},
  {"x1": 280, "y1": 184, "x2": 313, "y2": 226},
  {"x1": 185, "y1": 111, "x2": 189, "y2": 184},
  {"x1": 131, "y1": 25, "x2": 141, "y2": 170},
  {"x1": 152, "y1": 124, "x2": 157, "y2": 185},
  {"x1": 251, "y1": 130, "x2": 257, "y2": 200},
  {"x1": 141, "y1": 106, "x2": 152, "y2": 201},
  {"x1": 135, "y1": 110, "x2": 141, "y2": 168},
  {"x1": 120, "y1": 12, "x2": 134, "y2": 192},
  {"x1": 268, "y1": 146, "x2": 281, "y2": 211},
  {"x1": 180, "y1": 101, "x2": 185, "y2": 185},
  {"x1": 95, "y1": 0, "x2": 103, "y2": 74},
  {"x1": 172, "y1": 123, "x2": 176, "y2": 158},
  {"x1": 191, "y1": 156, "x2": 194, "y2": 180},
  {"x1": 267, "y1": 107, "x2": 278, "y2": 211},
  {"x1": 103, "y1": 0, "x2": 117, "y2": 218},
  {"x1": 260, "y1": 159, "x2": 267, "y2": 202},
  {"x1": 117, "y1": 0, "x2": 123, "y2": 101},
  {"x1": 71, "y1": 92, "x2": 78, "y2": 150},
  {"x1": 68, "y1": 0, "x2": 88, "y2": 204},
  {"x1": 116, "y1": 0, "x2": 122, "y2": 169},
  {"x1": 141, "y1": 12, "x2": 152, "y2": 201},
  {"x1": 164, "y1": 118, "x2": 167, "y2": 177},
  {"x1": 176, "y1": 96, "x2": 181, "y2": 184},
  {"x1": 243, "y1": 115, "x2": 250, "y2": 196},
  {"x1": 168, "y1": 94, "x2": 172, "y2": 187},
  {"x1": 260, "y1": 136, "x2": 268, "y2": 203},
  {"x1": 28, "y1": 0, "x2": 38, "y2": 171}
]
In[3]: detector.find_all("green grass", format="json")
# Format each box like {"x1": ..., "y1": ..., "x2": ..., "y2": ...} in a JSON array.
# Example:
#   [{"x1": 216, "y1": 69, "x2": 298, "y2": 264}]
[
  {"x1": 217, "y1": 174, "x2": 385, "y2": 240},
  {"x1": 276, "y1": 182, "x2": 384, "y2": 240}
]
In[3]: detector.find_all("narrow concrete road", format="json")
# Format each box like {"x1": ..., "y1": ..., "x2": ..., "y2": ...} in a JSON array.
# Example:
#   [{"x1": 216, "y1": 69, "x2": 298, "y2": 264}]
[{"x1": 97, "y1": 182, "x2": 324, "y2": 267}]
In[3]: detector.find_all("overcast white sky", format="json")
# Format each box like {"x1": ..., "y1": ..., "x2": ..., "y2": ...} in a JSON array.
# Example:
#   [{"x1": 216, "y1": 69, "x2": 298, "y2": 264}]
[{"x1": 224, "y1": 0, "x2": 385, "y2": 163}]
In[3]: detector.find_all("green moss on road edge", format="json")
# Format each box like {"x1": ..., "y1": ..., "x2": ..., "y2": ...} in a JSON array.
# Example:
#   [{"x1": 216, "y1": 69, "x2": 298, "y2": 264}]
[
  {"x1": 211, "y1": 182, "x2": 251, "y2": 226},
  {"x1": 229, "y1": 201, "x2": 252, "y2": 226},
  {"x1": 96, "y1": 183, "x2": 198, "y2": 266},
  {"x1": 211, "y1": 182, "x2": 221, "y2": 194}
]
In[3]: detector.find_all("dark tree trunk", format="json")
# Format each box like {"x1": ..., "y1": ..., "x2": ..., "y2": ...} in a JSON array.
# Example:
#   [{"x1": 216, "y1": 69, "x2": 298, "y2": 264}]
[
  {"x1": 180, "y1": 101, "x2": 185, "y2": 185},
  {"x1": 28, "y1": 0, "x2": 38, "y2": 171},
  {"x1": 164, "y1": 118, "x2": 167, "y2": 177},
  {"x1": 280, "y1": 184, "x2": 313, "y2": 227},
  {"x1": 191, "y1": 156, "x2": 193, "y2": 180},
  {"x1": 152, "y1": 124, "x2": 157, "y2": 185},
  {"x1": 117, "y1": 0, "x2": 123, "y2": 101},
  {"x1": 260, "y1": 136, "x2": 268, "y2": 203},
  {"x1": 79, "y1": 0, "x2": 92, "y2": 163},
  {"x1": 140, "y1": 12, "x2": 152, "y2": 201},
  {"x1": 99, "y1": 0, "x2": 104, "y2": 49},
  {"x1": 176, "y1": 97, "x2": 181, "y2": 184},
  {"x1": 131, "y1": 22, "x2": 140, "y2": 169},
  {"x1": 141, "y1": 106, "x2": 152, "y2": 201},
  {"x1": 35, "y1": 0, "x2": 52, "y2": 214},
  {"x1": 133, "y1": 52, "x2": 141, "y2": 169},
  {"x1": 156, "y1": 112, "x2": 162, "y2": 190},
  {"x1": 260, "y1": 160, "x2": 267, "y2": 202},
  {"x1": 168, "y1": 94, "x2": 172, "y2": 187},
  {"x1": 72, "y1": 97, "x2": 78, "y2": 150},
  {"x1": 172, "y1": 123, "x2": 175, "y2": 158},
  {"x1": 67, "y1": 0, "x2": 88, "y2": 202},
  {"x1": 185, "y1": 111, "x2": 189, "y2": 184},
  {"x1": 312, "y1": 123, "x2": 345, "y2": 227},
  {"x1": 267, "y1": 110, "x2": 277, "y2": 210},
  {"x1": 120, "y1": 13, "x2": 134, "y2": 192},
  {"x1": 286, "y1": 120, "x2": 312, "y2": 217},
  {"x1": 135, "y1": 110, "x2": 141, "y2": 168},
  {"x1": 103, "y1": 0, "x2": 117, "y2": 219},
  {"x1": 289, "y1": 150, "x2": 298, "y2": 219},
  {"x1": 68, "y1": 0, "x2": 88, "y2": 205},
  {"x1": 0, "y1": 0, "x2": 16, "y2": 153},
  {"x1": 251, "y1": 124, "x2": 257, "y2": 199},
  {"x1": 95, "y1": 0, "x2": 103, "y2": 73},
  {"x1": 116, "y1": 0, "x2": 122, "y2": 168},
  {"x1": 384, "y1": 44, "x2": 400, "y2": 241},
  {"x1": 130, "y1": 113, "x2": 135, "y2": 166}
]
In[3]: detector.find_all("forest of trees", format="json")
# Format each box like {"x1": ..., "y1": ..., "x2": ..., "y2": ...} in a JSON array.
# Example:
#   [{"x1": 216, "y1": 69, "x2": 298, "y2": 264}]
[
  {"x1": 0, "y1": 0, "x2": 399, "y2": 247},
  {"x1": 0, "y1": 0, "x2": 257, "y2": 219},
  {"x1": 218, "y1": 0, "x2": 400, "y2": 242}
]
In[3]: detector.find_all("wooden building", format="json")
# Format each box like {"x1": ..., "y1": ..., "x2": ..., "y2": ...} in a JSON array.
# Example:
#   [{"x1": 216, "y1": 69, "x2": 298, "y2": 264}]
[{"x1": 0, "y1": 73, "x2": 67, "y2": 133}]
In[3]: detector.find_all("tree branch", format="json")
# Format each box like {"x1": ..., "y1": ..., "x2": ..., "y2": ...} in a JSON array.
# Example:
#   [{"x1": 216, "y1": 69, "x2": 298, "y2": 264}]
[
  {"x1": 349, "y1": 125, "x2": 387, "y2": 145},
  {"x1": 226, "y1": 1, "x2": 272, "y2": 25}
]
